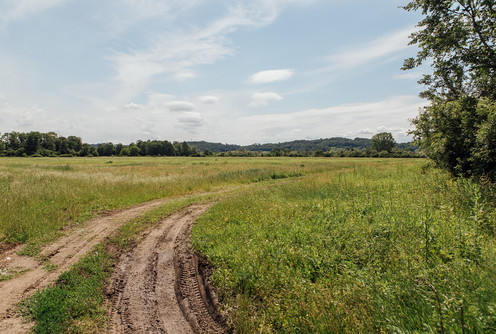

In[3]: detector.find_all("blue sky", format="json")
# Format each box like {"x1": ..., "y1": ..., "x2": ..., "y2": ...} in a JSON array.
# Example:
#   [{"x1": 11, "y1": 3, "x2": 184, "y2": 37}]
[{"x1": 0, "y1": 0, "x2": 426, "y2": 144}]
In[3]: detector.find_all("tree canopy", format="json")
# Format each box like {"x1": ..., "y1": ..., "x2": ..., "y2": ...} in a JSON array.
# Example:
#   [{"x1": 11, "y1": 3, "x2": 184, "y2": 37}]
[
  {"x1": 404, "y1": 0, "x2": 496, "y2": 180},
  {"x1": 403, "y1": 0, "x2": 496, "y2": 101},
  {"x1": 371, "y1": 132, "x2": 396, "y2": 153}
]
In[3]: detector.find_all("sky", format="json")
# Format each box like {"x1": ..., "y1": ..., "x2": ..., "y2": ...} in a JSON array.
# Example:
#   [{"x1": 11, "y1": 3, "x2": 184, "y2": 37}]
[{"x1": 0, "y1": 0, "x2": 427, "y2": 145}]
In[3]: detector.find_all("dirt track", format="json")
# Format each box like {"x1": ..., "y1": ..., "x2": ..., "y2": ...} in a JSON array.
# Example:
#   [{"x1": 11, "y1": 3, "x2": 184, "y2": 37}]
[
  {"x1": 0, "y1": 199, "x2": 171, "y2": 333},
  {"x1": 108, "y1": 204, "x2": 226, "y2": 333},
  {"x1": 0, "y1": 199, "x2": 227, "y2": 333}
]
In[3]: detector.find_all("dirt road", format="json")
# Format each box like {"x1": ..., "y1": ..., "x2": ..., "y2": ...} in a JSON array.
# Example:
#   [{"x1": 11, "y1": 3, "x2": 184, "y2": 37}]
[
  {"x1": 0, "y1": 199, "x2": 227, "y2": 333},
  {"x1": 0, "y1": 199, "x2": 172, "y2": 333},
  {"x1": 108, "y1": 204, "x2": 226, "y2": 333}
]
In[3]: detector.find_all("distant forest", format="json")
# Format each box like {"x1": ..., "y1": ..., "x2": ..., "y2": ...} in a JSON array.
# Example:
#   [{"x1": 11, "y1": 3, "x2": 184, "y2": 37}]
[
  {"x1": 0, "y1": 131, "x2": 420, "y2": 158},
  {"x1": 189, "y1": 138, "x2": 415, "y2": 153}
]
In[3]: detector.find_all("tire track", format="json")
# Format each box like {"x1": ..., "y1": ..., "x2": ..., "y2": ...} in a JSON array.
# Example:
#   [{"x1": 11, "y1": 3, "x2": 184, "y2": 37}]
[
  {"x1": 0, "y1": 199, "x2": 168, "y2": 334},
  {"x1": 109, "y1": 204, "x2": 227, "y2": 334}
]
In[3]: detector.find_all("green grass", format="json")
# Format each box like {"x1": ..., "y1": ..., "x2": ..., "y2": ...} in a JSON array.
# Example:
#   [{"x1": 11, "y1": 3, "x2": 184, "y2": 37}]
[
  {"x1": 11, "y1": 157, "x2": 492, "y2": 333},
  {"x1": 0, "y1": 156, "x2": 329, "y2": 244},
  {"x1": 192, "y1": 160, "x2": 496, "y2": 333},
  {"x1": 20, "y1": 244, "x2": 113, "y2": 334}
]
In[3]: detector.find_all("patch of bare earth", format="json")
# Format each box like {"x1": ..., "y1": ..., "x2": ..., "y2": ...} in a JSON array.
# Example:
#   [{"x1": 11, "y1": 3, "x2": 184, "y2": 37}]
[
  {"x1": 108, "y1": 203, "x2": 228, "y2": 334},
  {"x1": 0, "y1": 199, "x2": 168, "y2": 333}
]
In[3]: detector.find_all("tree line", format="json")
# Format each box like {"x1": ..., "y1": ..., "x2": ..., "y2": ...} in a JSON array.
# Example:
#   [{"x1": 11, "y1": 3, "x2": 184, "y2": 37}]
[
  {"x1": 0, "y1": 132, "x2": 198, "y2": 157},
  {"x1": 189, "y1": 136, "x2": 416, "y2": 153},
  {"x1": 0, "y1": 131, "x2": 420, "y2": 158}
]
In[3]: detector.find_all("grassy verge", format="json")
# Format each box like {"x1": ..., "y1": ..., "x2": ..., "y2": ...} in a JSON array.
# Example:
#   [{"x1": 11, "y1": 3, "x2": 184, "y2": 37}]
[
  {"x1": 19, "y1": 245, "x2": 113, "y2": 334},
  {"x1": 192, "y1": 161, "x2": 496, "y2": 333}
]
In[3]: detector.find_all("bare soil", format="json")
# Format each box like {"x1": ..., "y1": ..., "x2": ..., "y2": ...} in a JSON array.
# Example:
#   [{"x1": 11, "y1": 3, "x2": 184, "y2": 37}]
[
  {"x1": 0, "y1": 199, "x2": 172, "y2": 333},
  {"x1": 0, "y1": 198, "x2": 229, "y2": 333},
  {"x1": 108, "y1": 203, "x2": 228, "y2": 334}
]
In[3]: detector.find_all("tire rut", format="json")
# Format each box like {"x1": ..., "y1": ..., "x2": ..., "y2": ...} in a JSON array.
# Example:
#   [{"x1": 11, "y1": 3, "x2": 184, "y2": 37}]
[
  {"x1": 0, "y1": 199, "x2": 167, "y2": 333},
  {"x1": 109, "y1": 204, "x2": 227, "y2": 334}
]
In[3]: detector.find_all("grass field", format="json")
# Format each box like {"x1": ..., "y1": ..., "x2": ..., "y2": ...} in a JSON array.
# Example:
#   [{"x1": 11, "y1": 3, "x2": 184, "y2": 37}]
[
  {"x1": 1, "y1": 157, "x2": 495, "y2": 333},
  {"x1": 0, "y1": 156, "x2": 327, "y2": 244},
  {"x1": 193, "y1": 160, "x2": 496, "y2": 333}
]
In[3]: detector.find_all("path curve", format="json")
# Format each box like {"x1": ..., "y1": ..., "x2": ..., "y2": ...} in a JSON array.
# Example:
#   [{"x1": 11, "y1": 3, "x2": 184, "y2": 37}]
[
  {"x1": 108, "y1": 204, "x2": 227, "y2": 334},
  {"x1": 0, "y1": 199, "x2": 172, "y2": 333}
]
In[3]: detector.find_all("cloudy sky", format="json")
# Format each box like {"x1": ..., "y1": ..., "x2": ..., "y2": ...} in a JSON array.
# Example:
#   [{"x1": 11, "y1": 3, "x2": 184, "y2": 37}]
[{"x1": 0, "y1": 0, "x2": 426, "y2": 145}]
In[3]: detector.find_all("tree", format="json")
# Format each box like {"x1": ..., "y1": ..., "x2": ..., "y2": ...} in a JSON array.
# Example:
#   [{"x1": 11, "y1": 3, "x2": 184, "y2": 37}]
[
  {"x1": 404, "y1": 0, "x2": 496, "y2": 179},
  {"x1": 67, "y1": 136, "x2": 82, "y2": 153},
  {"x1": 371, "y1": 132, "x2": 396, "y2": 153},
  {"x1": 403, "y1": 0, "x2": 496, "y2": 100},
  {"x1": 25, "y1": 132, "x2": 42, "y2": 155},
  {"x1": 114, "y1": 143, "x2": 124, "y2": 156},
  {"x1": 97, "y1": 143, "x2": 114, "y2": 156},
  {"x1": 129, "y1": 145, "x2": 140, "y2": 157}
]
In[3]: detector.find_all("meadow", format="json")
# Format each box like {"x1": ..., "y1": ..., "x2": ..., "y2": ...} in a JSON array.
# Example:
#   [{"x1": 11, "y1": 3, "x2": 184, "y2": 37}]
[
  {"x1": 193, "y1": 160, "x2": 496, "y2": 333},
  {"x1": 1, "y1": 157, "x2": 495, "y2": 333},
  {"x1": 0, "y1": 156, "x2": 321, "y2": 244}
]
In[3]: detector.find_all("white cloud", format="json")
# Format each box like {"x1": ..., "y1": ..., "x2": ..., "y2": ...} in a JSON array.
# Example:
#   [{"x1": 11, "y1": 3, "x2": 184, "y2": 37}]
[
  {"x1": 165, "y1": 101, "x2": 196, "y2": 112},
  {"x1": 321, "y1": 26, "x2": 417, "y2": 72},
  {"x1": 0, "y1": 0, "x2": 67, "y2": 27},
  {"x1": 124, "y1": 102, "x2": 142, "y2": 110},
  {"x1": 174, "y1": 71, "x2": 196, "y2": 81},
  {"x1": 67, "y1": 1, "x2": 311, "y2": 110},
  {"x1": 199, "y1": 95, "x2": 219, "y2": 104},
  {"x1": 248, "y1": 92, "x2": 283, "y2": 107},
  {"x1": 225, "y1": 95, "x2": 424, "y2": 143},
  {"x1": 147, "y1": 93, "x2": 174, "y2": 107},
  {"x1": 248, "y1": 69, "x2": 294, "y2": 84},
  {"x1": 177, "y1": 112, "x2": 204, "y2": 127}
]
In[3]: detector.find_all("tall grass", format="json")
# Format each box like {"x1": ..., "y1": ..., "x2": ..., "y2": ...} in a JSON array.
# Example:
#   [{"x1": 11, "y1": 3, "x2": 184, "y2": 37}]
[
  {"x1": 0, "y1": 156, "x2": 341, "y2": 244},
  {"x1": 192, "y1": 161, "x2": 496, "y2": 333}
]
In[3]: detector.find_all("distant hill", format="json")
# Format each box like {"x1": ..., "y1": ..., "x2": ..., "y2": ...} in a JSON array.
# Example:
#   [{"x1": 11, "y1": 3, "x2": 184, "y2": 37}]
[{"x1": 189, "y1": 138, "x2": 416, "y2": 153}]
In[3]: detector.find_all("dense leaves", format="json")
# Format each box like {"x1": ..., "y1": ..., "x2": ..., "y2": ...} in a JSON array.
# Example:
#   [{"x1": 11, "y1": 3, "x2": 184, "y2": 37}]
[
  {"x1": 371, "y1": 132, "x2": 397, "y2": 153},
  {"x1": 403, "y1": 0, "x2": 496, "y2": 100},
  {"x1": 404, "y1": 0, "x2": 496, "y2": 179},
  {"x1": 412, "y1": 97, "x2": 496, "y2": 179},
  {"x1": 0, "y1": 131, "x2": 419, "y2": 158}
]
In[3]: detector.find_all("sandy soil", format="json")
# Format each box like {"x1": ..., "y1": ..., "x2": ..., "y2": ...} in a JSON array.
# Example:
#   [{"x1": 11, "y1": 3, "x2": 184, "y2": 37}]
[
  {"x1": 0, "y1": 198, "x2": 228, "y2": 333},
  {"x1": 108, "y1": 204, "x2": 227, "y2": 333},
  {"x1": 0, "y1": 198, "x2": 170, "y2": 333}
]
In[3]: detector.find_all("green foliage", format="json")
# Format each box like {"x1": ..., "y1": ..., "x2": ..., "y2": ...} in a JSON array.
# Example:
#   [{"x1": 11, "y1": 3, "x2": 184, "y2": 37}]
[
  {"x1": 404, "y1": 0, "x2": 496, "y2": 179},
  {"x1": 129, "y1": 145, "x2": 140, "y2": 156},
  {"x1": 20, "y1": 246, "x2": 112, "y2": 334},
  {"x1": 403, "y1": 0, "x2": 496, "y2": 100},
  {"x1": 371, "y1": 132, "x2": 396, "y2": 153},
  {"x1": 189, "y1": 137, "x2": 377, "y2": 153},
  {"x1": 411, "y1": 97, "x2": 496, "y2": 179},
  {"x1": 193, "y1": 161, "x2": 496, "y2": 333}
]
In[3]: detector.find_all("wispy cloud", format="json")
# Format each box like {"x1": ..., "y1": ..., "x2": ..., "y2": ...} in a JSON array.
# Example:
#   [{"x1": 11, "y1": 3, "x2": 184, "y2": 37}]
[
  {"x1": 0, "y1": 0, "x2": 67, "y2": 28},
  {"x1": 165, "y1": 101, "x2": 196, "y2": 112},
  {"x1": 199, "y1": 95, "x2": 219, "y2": 104},
  {"x1": 320, "y1": 26, "x2": 416, "y2": 72},
  {"x1": 230, "y1": 95, "x2": 424, "y2": 143},
  {"x1": 248, "y1": 92, "x2": 283, "y2": 107},
  {"x1": 0, "y1": 0, "x2": 67, "y2": 25},
  {"x1": 248, "y1": 69, "x2": 294, "y2": 84},
  {"x1": 395, "y1": 71, "x2": 422, "y2": 80}
]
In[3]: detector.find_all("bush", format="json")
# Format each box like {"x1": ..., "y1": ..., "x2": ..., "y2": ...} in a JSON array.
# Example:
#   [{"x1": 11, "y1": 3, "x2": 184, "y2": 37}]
[{"x1": 411, "y1": 97, "x2": 496, "y2": 180}]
